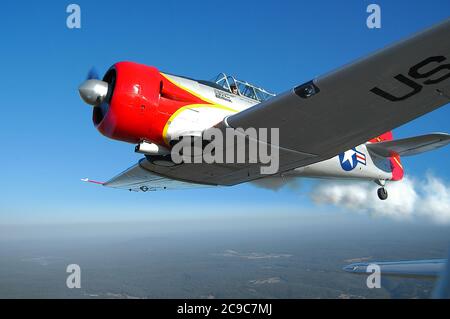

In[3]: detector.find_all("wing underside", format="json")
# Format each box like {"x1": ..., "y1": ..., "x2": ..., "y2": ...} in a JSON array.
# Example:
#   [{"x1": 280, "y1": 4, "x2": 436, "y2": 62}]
[{"x1": 103, "y1": 160, "x2": 213, "y2": 191}]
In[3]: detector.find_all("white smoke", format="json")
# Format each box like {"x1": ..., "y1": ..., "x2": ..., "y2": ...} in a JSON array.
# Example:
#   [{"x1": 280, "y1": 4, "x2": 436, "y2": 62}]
[{"x1": 310, "y1": 174, "x2": 450, "y2": 224}]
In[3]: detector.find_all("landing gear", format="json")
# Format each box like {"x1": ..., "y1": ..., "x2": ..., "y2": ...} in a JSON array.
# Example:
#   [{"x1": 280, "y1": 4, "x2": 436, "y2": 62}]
[
  {"x1": 375, "y1": 179, "x2": 388, "y2": 200},
  {"x1": 377, "y1": 187, "x2": 388, "y2": 200}
]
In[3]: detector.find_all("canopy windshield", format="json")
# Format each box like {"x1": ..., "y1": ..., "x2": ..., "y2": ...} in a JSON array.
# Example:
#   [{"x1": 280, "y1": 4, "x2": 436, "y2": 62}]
[{"x1": 212, "y1": 73, "x2": 276, "y2": 102}]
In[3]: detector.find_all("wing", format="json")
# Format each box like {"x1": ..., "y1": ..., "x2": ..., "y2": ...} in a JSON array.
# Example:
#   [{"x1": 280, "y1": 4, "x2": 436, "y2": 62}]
[
  {"x1": 344, "y1": 256, "x2": 450, "y2": 298},
  {"x1": 343, "y1": 259, "x2": 447, "y2": 278},
  {"x1": 102, "y1": 160, "x2": 213, "y2": 192},
  {"x1": 100, "y1": 18, "x2": 450, "y2": 188},
  {"x1": 138, "y1": 18, "x2": 450, "y2": 186},
  {"x1": 366, "y1": 133, "x2": 450, "y2": 157}
]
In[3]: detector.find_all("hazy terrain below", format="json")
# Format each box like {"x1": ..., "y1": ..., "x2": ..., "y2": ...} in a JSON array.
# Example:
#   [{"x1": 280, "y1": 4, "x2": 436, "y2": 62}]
[{"x1": 0, "y1": 212, "x2": 448, "y2": 299}]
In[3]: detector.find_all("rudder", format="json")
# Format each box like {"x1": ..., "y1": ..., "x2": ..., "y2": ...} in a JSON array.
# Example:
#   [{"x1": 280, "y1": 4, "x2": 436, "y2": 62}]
[{"x1": 369, "y1": 131, "x2": 404, "y2": 181}]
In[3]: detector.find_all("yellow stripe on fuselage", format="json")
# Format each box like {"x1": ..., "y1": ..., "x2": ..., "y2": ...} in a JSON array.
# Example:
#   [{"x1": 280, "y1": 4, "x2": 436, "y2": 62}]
[{"x1": 162, "y1": 103, "x2": 238, "y2": 145}]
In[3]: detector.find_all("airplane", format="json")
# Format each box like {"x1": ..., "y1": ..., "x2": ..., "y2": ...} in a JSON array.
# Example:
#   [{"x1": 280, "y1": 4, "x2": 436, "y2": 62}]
[
  {"x1": 343, "y1": 256, "x2": 450, "y2": 298},
  {"x1": 79, "y1": 18, "x2": 450, "y2": 200}
]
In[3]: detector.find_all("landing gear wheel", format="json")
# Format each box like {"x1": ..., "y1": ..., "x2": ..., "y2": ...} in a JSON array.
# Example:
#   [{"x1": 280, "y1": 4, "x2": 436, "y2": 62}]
[{"x1": 377, "y1": 187, "x2": 388, "y2": 200}]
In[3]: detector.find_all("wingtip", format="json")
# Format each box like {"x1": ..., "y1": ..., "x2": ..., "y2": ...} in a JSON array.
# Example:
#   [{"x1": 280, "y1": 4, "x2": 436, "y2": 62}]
[{"x1": 81, "y1": 178, "x2": 104, "y2": 185}]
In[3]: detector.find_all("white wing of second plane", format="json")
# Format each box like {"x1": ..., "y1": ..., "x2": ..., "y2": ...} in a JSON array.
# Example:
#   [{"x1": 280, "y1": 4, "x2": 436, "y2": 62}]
[
  {"x1": 343, "y1": 256, "x2": 450, "y2": 298},
  {"x1": 343, "y1": 259, "x2": 446, "y2": 278}
]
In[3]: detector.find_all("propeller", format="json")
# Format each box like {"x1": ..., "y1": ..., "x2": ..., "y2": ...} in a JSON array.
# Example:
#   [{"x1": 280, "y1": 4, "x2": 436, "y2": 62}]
[
  {"x1": 79, "y1": 67, "x2": 114, "y2": 123},
  {"x1": 87, "y1": 67, "x2": 100, "y2": 80}
]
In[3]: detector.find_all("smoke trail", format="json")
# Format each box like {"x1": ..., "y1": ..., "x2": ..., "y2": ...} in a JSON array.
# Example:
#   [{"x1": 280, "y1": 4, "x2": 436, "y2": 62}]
[{"x1": 309, "y1": 174, "x2": 450, "y2": 224}]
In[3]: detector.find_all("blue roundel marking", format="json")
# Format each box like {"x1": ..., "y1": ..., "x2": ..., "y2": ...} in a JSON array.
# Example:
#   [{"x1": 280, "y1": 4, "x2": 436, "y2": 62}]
[{"x1": 339, "y1": 148, "x2": 358, "y2": 171}]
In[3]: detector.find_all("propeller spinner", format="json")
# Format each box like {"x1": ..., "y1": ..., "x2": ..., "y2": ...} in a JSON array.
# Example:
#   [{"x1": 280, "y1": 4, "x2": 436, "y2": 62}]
[
  {"x1": 78, "y1": 68, "x2": 109, "y2": 106},
  {"x1": 78, "y1": 79, "x2": 109, "y2": 106}
]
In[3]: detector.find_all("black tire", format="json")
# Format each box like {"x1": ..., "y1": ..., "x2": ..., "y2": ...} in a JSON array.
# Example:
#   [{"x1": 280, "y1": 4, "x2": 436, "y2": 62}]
[{"x1": 377, "y1": 187, "x2": 388, "y2": 200}]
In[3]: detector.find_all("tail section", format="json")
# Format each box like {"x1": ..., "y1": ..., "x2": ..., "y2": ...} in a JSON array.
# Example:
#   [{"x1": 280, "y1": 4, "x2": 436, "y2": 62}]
[{"x1": 369, "y1": 131, "x2": 404, "y2": 181}]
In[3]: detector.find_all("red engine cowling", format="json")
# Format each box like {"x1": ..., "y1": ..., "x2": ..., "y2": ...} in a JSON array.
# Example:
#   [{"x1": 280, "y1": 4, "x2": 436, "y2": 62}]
[
  {"x1": 92, "y1": 61, "x2": 210, "y2": 146},
  {"x1": 94, "y1": 62, "x2": 164, "y2": 144}
]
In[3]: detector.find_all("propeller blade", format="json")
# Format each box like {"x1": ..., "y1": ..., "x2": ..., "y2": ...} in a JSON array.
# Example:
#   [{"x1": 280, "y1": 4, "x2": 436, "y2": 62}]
[{"x1": 87, "y1": 67, "x2": 99, "y2": 80}]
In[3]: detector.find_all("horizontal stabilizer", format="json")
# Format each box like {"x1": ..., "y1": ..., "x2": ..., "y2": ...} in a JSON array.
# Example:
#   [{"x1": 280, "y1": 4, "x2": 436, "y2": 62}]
[
  {"x1": 343, "y1": 259, "x2": 446, "y2": 278},
  {"x1": 367, "y1": 133, "x2": 450, "y2": 157}
]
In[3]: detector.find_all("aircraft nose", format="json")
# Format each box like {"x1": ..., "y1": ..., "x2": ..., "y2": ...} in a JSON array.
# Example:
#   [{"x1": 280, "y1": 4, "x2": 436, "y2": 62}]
[
  {"x1": 343, "y1": 263, "x2": 365, "y2": 273},
  {"x1": 78, "y1": 79, "x2": 109, "y2": 106},
  {"x1": 343, "y1": 264, "x2": 355, "y2": 272}
]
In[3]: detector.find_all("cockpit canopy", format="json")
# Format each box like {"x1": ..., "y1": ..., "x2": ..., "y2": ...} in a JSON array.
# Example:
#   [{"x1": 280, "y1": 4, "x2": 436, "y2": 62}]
[{"x1": 212, "y1": 73, "x2": 276, "y2": 102}]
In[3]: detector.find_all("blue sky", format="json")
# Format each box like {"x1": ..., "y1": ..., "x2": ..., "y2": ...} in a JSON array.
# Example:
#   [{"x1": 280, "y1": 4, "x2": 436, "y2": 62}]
[{"x1": 0, "y1": 0, "x2": 449, "y2": 225}]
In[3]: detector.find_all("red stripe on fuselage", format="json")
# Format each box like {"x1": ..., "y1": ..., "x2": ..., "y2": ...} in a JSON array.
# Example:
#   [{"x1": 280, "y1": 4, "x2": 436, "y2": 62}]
[
  {"x1": 369, "y1": 131, "x2": 404, "y2": 181},
  {"x1": 96, "y1": 62, "x2": 215, "y2": 147}
]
